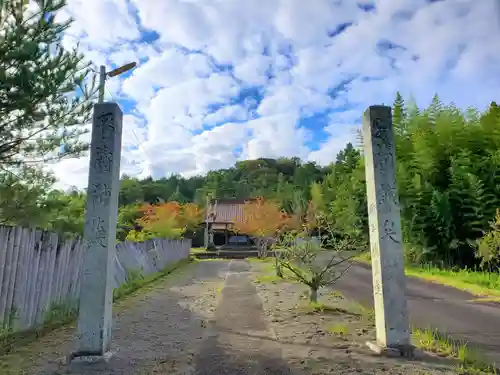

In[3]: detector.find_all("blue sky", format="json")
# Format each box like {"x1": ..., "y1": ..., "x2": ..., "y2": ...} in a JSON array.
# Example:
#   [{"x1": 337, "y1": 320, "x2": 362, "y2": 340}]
[{"x1": 49, "y1": 0, "x2": 500, "y2": 189}]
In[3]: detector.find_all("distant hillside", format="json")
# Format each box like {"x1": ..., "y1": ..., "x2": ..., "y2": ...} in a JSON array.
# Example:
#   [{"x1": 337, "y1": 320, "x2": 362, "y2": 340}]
[{"x1": 118, "y1": 156, "x2": 336, "y2": 213}]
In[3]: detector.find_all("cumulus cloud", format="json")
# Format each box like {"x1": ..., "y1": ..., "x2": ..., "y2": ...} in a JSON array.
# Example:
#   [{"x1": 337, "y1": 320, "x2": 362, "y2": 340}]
[{"x1": 49, "y1": 0, "x2": 500, "y2": 189}]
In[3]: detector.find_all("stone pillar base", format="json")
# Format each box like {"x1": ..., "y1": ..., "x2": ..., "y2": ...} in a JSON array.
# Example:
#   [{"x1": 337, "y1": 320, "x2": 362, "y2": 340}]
[
  {"x1": 366, "y1": 341, "x2": 420, "y2": 358},
  {"x1": 64, "y1": 350, "x2": 117, "y2": 365}
]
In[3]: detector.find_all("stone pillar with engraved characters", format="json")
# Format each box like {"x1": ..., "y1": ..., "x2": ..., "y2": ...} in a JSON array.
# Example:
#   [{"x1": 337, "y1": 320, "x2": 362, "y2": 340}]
[
  {"x1": 363, "y1": 105, "x2": 412, "y2": 355},
  {"x1": 73, "y1": 103, "x2": 123, "y2": 358}
]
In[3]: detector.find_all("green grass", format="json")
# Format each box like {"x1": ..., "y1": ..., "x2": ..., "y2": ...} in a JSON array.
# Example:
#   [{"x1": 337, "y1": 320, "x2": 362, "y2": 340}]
[
  {"x1": 112, "y1": 257, "x2": 192, "y2": 300},
  {"x1": 0, "y1": 301, "x2": 78, "y2": 357},
  {"x1": 328, "y1": 323, "x2": 348, "y2": 338},
  {"x1": 405, "y1": 265, "x2": 500, "y2": 299},
  {"x1": 250, "y1": 258, "x2": 300, "y2": 284},
  {"x1": 0, "y1": 257, "x2": 193, "y2": 356},
  {"x1": 190, "y1": 247, "x2": 207, "y2": 254},
  {"x1": 295, "y1": 301, "x2": 359, "y2": 318},
  {"x1": 351, "y1": 304, "x2": 496, "y2": 374},
  {"x1": 355, "y1": 252, "x2": 500, "y2": 300},
  {"x1": 247, "y1": 257, "x2": 272, "y2": 263},
  {"x1": 412, "y1": 328, "x2": 497, "y2": 374},
  {"x1": 350, "y1": 304, "x2": 376, "y2": 324}
]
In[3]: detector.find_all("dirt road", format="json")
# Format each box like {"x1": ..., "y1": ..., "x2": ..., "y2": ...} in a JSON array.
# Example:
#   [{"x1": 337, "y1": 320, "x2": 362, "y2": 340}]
[{"x1": 334, "y1": 263, "x2": 500, "y2": 364}]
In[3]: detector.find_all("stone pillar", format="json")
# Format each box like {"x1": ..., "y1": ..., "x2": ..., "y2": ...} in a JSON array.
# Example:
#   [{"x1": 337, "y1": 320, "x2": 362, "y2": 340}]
[
  {"x1": 209, "y1": 230, "x2": 214, "y2": 245},
  {"x1": 72, "y1": 103, "x2": 123, "y2": 359},
  {"x1": 362, "y1": 106, "x2": 411, "y2": 354},
  {"x1": 204, "y1": 223, "x2": 209, "y2": 248},
  {"x1": 204, "y1": 198, "x2": 209, "y2": 249}
]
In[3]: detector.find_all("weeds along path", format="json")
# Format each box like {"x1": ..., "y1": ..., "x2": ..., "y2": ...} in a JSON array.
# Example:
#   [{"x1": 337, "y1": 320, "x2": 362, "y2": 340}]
[{"x1": 0, "y1": 259, "x2": 230, "y2": 375}]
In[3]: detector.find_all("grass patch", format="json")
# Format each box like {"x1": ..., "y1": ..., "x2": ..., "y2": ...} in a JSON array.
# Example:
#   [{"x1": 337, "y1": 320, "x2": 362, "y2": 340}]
[
  {"x1": 328, "y1": 323, "x2": 348, "y2": 338},
  {"x1": 190, "y1": 247, "x2": 207, "y2": 254},
  {"x1": 469, "y1": 297, "x2": 500, "y2": 304},
  {"x1": 254, "y1": 274, "x2": 286, "y2": 284},
  {"x1": 350, "y1": 302, "x2": 496, "y2": 374},
  {"x1": 296, "y1": 301, "x2": 356, "y2": 317},
  {"x1": 356, "y1": 251, "x2": 371, "y2": 263},
  {"x1": 0, "y1": 301, "x2": 78, "y2": 357},
  {"x1": 347, "y1": 303, "x2": 375, "y2": 324},
  {"x1": 253, "y1": 268, "x2": 296, "y2": 284},
  {"x1": 196, "y1": 258, "x2": 227, "y2": 262},
  {"x1": 412, "y1": 328, "x2": 497, "y2": 374},
  {"x1": 355, "y1": 252, "x2": 500, "y2": 299},
  {"x1": 247, "y1": 257, "x2": 273, "y2": 263},
  {"x1": 0, "y1": 257, "x2": 193, "y2": 356},
  {"x1": 404, "y1": 265, "x2": 500, "y2": 299},
  {"x1": 250, "y1": 257, "x2": 301, "y2": 284},
  {"x1": 112, "y1": 257, "x2": 192, "y2": 300}
]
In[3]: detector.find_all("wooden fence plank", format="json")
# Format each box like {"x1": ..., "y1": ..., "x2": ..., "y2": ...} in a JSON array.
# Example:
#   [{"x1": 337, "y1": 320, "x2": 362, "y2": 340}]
[{"x1": 0, "y1": 227, "x2": 15, "y2": 327}]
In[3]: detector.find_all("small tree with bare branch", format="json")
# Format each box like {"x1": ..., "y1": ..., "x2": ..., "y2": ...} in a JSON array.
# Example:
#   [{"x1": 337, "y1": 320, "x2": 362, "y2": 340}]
[{"x1": 275, "y1": 203, "x2": 361, "y2": 303}]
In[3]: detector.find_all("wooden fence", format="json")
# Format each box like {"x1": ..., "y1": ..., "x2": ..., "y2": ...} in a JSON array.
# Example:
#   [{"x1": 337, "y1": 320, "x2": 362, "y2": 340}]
[{"x1": 0, "y1": 225, "x2": 191, "y2": 333}]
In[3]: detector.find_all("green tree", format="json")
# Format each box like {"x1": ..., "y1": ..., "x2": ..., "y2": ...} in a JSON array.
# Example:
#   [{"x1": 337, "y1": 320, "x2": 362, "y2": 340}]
[
  {"x1": 391, "y1": 97, "x2": 500, "y2": 266},
  {"x1": 45, "y1": 188, "x2": 86, "y2": 234},
  {"x1": 0, "y1": 166, "x2": 55, "y2": 227},
  {"x1": 119, "y1": 176, "x2": 144, "y2": 206},
  {"x1": 477, "y1": 209, "x2": 500, "y2": 269},
  {"x1": 116, "y1": 203, "x2": 143, "y2": 241},
  {"x1": 0, "y1": 0, "x2": 97, "y2": 165}
]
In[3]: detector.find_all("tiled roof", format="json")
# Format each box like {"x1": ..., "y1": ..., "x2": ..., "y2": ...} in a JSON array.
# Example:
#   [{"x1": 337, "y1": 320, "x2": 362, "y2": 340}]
[{"x1": 206, "y1": 198, "x2": 255, "y2": 223}]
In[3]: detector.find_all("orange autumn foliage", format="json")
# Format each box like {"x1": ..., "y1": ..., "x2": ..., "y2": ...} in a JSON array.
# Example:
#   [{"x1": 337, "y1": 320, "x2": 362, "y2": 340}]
[
  {"x1": 137, "y1": 201, "x2": 180, "y2": 226},
  {"x1": 127, "y1": 201, "x2": 204, "y2": 241},
  {"x1": 233, "y1": 197, "x2": 296, "y2": 238},
  {"x1": 179, "y1": 203, "x2": 204, "y2": 231}
]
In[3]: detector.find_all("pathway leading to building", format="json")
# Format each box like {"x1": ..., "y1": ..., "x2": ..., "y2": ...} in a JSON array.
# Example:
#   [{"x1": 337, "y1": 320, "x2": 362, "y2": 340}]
[{"x1": 193, "y1": 259, "x2": 299, "y2": 374}]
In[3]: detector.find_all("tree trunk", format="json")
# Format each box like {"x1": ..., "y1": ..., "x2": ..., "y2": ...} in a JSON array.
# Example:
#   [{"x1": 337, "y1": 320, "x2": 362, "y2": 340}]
[
  {"x1": 275, "y1": 257, "x2": 283, "y2": 278},
  {"x1": 257, "y1": 238, "x2": 269, "y2": 258},
  {"x1": 309, "y1": 287, "x2": 318, "y2": 303}
]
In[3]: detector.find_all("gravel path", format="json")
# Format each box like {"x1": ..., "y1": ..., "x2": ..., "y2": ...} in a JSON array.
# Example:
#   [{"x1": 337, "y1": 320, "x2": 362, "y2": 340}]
[{"x1": 0, "y1": 259, "x2": 230, "y2": 375}]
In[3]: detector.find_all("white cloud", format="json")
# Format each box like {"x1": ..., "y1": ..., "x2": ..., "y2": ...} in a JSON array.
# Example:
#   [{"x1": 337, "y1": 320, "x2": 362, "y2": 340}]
[
  {"x1": 204, "y1": 105, "x2": 250, "y2": 125},
  {"x1": 51, "y1": 156, "x2": 91, "y2": 190},
  {"x1": 308, "y1": 123, "x2": 360, "y2": 166},
  {"x1": 233, "y1": 55, "x2": 273, "y2": 86},
  {"x1": 245, "y1": 113, "x2": 310, "y2": 160},
  {"x1": 59, "y1": 0, "x2": 140, "y2": 48},
  {"x1": 50, "y1": 0, "x2": 500, "y2": 189}
]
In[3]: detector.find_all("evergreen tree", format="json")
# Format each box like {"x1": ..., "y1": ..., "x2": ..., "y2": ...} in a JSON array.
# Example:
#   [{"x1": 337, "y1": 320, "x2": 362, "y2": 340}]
[
  {"x1": 169, "y1": 186, "x2": 188, "y2": 204},
  {"x1": 0, "y1": 0, "x2": 96, "y2": 166},
  {"x1": 393, "y1": 91, "x2": 406, "y2": 135},
  {"x1": 0, "y1": 166, "x2": 55, "y2": 227}
]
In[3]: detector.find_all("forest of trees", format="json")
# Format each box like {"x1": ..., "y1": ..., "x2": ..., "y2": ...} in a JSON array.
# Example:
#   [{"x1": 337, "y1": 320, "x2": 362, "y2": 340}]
[{"x1": 2, "y1": 1, "x2": 500, "y2": 272}]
